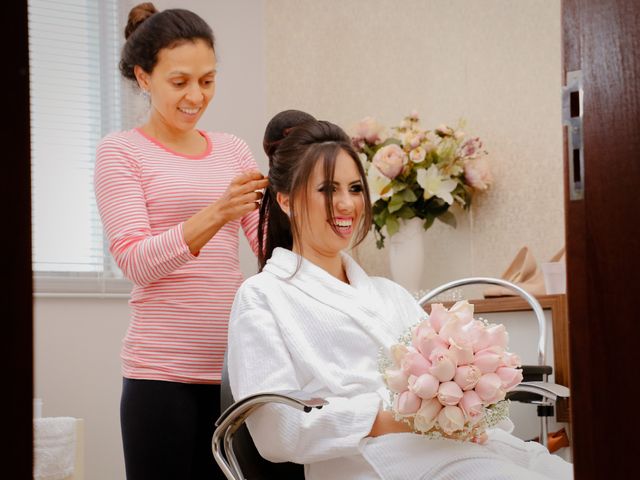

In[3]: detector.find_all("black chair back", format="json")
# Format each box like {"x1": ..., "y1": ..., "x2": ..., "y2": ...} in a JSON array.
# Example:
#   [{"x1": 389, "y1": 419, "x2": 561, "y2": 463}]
[{"x1": 220, "y1": 352, "x2": 305, "y2": 479}]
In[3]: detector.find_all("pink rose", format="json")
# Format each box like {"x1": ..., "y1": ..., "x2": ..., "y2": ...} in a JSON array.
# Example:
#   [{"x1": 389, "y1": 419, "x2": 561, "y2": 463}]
[
  {"x1": 438, "y1": 317, "x2": 465, "y2": 344},
  {"x1": 460, "y1": 390, "x2": 484, "y2": 424},
  {"x1": 454, "y1": 365, "x2": 482, "y2": 391},
  {"x1": 353, "y1": 116, "x2": 386, "y2": 144},
  {"x1": 459, "y1": 137, "x2": 483, "y2": 158},
  {"x1": 485, "y1": 324, "x2": 509, "y2": 349},
  {"x1": 401, "y1": 349, "x2": 431, "y2": 377},
  {"x1": 414, "y1": 398, "x2": 442, "y2": 433},
  {"x1": 372, "y1": 144, "x2": 407, "y2": 179},
  {"x1": 475, "y1": 373, "x2": 505, "y2": 405},
  {"x1": 394, "y1": 390, "x2": 421, "y2": 415},
  {"x1": 437, "y1": 405, "x2": 466, "y2": 435},
  {"x1": 390, "y1": 344, "x2": 408, "y2": 367},
  {"x1": 429, "y1": 350, "x2": 457, "y2": 382},
  {"x1": 437, "y1": 381, "x2": 464, "y2": 406},
  {"x1": 473, "y1": 347, "x2": 503, "y2": 374},
  {"x1": 416, "y1": 330, "x2": 448, "y2": 359},
  {"x1": 464, "y1": 157, "x2": 493, "y2": 190},
  {"x1": 448, "y1": 339, "x2": 474, "y2": 366},
  {"x1": 408, "y1": 373, "x2": 440, "y2": 400},
  {"x1": 500, "y1": 351, "x2": 522, "y2": 368},
  {"x1": 384, "y1": 368, "x2": 410, "y2": 393},
  {"x1": 461, "y1": 320, "x2": 491, "y2": 352},
  {"x1": 448, "y1": 300, "x2": 475, "y2": 325},
  {"x1": 427, "y1": 303, "x2": 451, "y2": 333},
  {"x1": 496, "y1": 367, "x2": 524, "y2": 391},
  {"x1": 409, "y1": 146, "x2": 426, "y2": 163}
]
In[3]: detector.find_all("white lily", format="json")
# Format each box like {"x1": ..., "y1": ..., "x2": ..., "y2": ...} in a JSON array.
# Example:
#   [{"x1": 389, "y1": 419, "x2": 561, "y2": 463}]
[
  {"x1": 367, "y1": 163, "x2": 393, "y2": 203},
  {"x1": 416, "y1": 164, "x2": 457, "y2": 205}
]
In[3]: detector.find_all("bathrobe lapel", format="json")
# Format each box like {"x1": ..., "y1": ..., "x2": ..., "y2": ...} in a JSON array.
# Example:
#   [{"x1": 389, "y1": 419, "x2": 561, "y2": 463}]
[{"x1": 263, "y1": 248, "x2": 397, "y2": 350}]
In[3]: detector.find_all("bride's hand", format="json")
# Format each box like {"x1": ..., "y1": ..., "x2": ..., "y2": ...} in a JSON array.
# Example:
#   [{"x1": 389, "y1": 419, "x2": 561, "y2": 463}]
[{"x1": 472, "y1": 432, "x2": 489, "y2": 445}]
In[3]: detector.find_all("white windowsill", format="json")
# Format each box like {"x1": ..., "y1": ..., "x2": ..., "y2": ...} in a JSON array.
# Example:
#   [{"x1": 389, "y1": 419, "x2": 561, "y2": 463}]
[{"x1": 33, "y1": 274, "x2": 133, "y2": 298}]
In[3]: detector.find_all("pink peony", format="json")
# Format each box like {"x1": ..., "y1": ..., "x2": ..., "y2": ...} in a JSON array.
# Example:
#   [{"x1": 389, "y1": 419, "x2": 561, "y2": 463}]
[
  {"x1": 437, "y1": 381, "x2": 464, "y2": 406},
  {"x1": 496, "y1": 367, "x2": 523, "y2": 390},
  {"x1": 401, "y1": 349, "x2": 431, "y2": 377},
  {"x1": 475, "y1": 373, "x2": 506, "y2": 405},
  {"x1": 454, "y1": 365, "x2": 482, "y2": 391},
  {"x1": 460, "y1": 390, "x2": 484, "y2": 424},
  {"x1": 394, "y1": 390, "x2": 422, "y2": 415},
  {"x1": 353, "y1": 116, "x2": 386, "y2": 144},
  {"x1": 437, "y1": 405, "x2": 466, "y2": 435},
  {"x1": 372, "y1": 144, "x2": 407, "y2": 179},
  {"x1": 384, "y1": 368, "x2": 410, "y2": 393},
  {"x1": 414, "y1": 398, "x2": 442, "y2": 432},
  {"x1": 464, "y1": 157, "x2": 493, "y2": 190},
  {"x1": 408, "y1": 373, "x2": 440, "y2": 400},
  {"x1": 473, "y1": 346, "x2": 503, "y2": 374},
  {"x1": 429, "y1": 350, "x2": 457, "y2": 382}
]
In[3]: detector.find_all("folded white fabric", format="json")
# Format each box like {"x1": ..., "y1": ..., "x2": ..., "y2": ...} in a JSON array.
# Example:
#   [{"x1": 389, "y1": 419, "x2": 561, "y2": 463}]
[{"x1": 33, "y1": 417, "x2": 77, "y2": 480}]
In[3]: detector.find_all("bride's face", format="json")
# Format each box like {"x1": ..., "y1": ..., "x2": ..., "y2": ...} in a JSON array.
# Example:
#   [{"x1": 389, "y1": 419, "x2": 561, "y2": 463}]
[{"x1": 295, "y1": 149, "x2": 365, "y2": 257}]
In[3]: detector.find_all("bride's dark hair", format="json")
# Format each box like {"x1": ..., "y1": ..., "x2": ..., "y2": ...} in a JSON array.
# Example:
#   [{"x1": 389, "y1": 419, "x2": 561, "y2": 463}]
[{"x1": 258, "y1": 111, "x2": 372, "y2": 270}]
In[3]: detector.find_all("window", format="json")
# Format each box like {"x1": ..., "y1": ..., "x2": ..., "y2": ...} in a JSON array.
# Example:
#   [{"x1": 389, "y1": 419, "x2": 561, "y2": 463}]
[{"x1": 28, "y1": 0, "x2": 134, "y2": 293}]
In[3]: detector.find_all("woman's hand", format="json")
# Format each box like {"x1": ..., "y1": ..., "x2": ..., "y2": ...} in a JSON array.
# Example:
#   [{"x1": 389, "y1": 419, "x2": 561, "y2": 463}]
[
  {"x1": 213, "y1": 170, "x2": 269, "y2": 224},
  {"x1": 368, "y1": 410, "x2": 413, "y2": 438},
  {"x1": 183, "y1": 170, "x2": 268, "y2": 254}
]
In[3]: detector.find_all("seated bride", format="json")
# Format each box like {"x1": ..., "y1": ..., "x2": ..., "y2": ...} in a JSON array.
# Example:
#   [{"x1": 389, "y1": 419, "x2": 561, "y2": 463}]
[{"x1": 227, "y1": 111, "x2": 573, "y2": 480}]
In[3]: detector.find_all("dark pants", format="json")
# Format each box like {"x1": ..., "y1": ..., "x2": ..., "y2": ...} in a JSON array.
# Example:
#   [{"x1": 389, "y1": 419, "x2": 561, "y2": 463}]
[{"x1": 120, "y1": 378, "x2": 226, "y2": 480}]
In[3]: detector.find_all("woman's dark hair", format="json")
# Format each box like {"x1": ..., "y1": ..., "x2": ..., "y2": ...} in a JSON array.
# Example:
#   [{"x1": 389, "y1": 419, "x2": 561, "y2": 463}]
[
  {"x1": 258, "y1": 112, "x2": 372, "y2": 270},
  {"x1": 119, "y1": 2, "x2": 215, "y2": 82}
]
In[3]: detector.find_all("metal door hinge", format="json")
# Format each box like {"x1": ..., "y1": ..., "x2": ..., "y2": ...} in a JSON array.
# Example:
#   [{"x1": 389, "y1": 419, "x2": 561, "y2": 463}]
[{"x1": 562, "y1": 70, "x2": 584, "y2": 201}]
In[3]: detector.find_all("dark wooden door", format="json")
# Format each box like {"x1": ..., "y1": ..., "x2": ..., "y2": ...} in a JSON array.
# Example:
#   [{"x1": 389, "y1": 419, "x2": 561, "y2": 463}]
[
  {"x1": 563, "y1": 1, "x2": 640, "y2": 478},
  {"x1": 4, "y1": 0, "x2": 33, "y2": 477}
]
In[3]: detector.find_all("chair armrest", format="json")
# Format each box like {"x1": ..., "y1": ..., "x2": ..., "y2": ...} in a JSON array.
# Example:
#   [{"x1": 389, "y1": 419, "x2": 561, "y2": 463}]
[
  {"x1": 213, "y1": 391, "x2": 328, "y2": 480},
  {"x1": 510, "y1": 381, "x2": 570, "y2": 401},
  {"x1": 215, "y1": 390, "x2": 328, "y2": 428}
]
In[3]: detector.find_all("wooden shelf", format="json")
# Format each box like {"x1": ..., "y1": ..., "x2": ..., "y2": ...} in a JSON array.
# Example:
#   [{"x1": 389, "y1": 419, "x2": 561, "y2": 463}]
[{"x1": 423, "y1": 294, "x2": 571, "y2": 423}]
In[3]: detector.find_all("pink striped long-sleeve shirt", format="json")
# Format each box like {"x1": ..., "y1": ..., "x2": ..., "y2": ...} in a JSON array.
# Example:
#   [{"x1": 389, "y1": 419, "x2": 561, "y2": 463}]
[{"x1": 94, "y1": 128, "x2": 260, "y2": 383}]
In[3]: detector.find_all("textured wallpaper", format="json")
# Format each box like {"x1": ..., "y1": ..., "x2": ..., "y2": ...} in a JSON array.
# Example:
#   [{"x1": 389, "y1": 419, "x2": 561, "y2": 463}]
[{"x1": 265, "y1": 0, "x2": 564, "y2": 290}]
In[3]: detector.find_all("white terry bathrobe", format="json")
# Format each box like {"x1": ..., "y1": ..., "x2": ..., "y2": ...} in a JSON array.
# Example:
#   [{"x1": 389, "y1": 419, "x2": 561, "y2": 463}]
[{"x1": 228, "y1": 248, "x2": 572, "y2": 480}]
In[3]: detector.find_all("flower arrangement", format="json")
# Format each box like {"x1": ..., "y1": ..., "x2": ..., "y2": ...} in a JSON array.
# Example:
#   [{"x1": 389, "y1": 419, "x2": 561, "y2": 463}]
[
  {"x1": 379, "y1": 300, "x2": 522, "y2": 441},
  {"x1": 351, "y1": 112, "x2": 492, "y2": 248}
]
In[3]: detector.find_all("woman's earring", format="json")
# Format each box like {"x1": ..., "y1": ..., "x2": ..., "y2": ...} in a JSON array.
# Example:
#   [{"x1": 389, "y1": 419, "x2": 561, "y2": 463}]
[{"x1": 141, "y1": 89, "x2": 150, "y2": 102}]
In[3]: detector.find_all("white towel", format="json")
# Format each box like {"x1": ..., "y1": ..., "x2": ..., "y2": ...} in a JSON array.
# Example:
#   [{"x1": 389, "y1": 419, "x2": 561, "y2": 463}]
[{"x1": 33, "y1": 417, "x2": 77, "y2": 480}]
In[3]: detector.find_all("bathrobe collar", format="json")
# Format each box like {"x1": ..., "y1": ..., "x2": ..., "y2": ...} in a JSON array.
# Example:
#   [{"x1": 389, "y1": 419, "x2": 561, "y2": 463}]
[{"x1": 263, "y1": 247, "x2": 397, "y2": 347}]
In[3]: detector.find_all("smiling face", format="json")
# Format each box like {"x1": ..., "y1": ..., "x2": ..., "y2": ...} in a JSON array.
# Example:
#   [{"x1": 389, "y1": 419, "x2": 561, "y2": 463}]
[
  {"x1": 293, "y1": 149, "x2": 366, "y2": 260},
  {"x1": 135, "y1": 39, "x2": 216, "y2": 135}
]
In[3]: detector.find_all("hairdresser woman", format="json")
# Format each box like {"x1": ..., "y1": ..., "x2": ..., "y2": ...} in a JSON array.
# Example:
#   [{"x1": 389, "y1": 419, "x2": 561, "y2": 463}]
[{"x1": 93, "y1": 3, "x2": 267, "y2": 479}]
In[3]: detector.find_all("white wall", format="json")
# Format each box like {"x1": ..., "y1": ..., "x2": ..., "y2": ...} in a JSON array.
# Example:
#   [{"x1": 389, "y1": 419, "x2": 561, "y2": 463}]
[
  {"x1": 34, "y1": 2, "x2": 566, "y2": 478},
  {"x1": 265, "y1": 0, "x2": 564, "y2": 289}
]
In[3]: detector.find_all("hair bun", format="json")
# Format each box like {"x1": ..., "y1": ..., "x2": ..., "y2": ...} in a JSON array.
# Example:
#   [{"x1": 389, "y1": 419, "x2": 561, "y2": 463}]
[
  {"x1": 263, "y1": 110, "x2": 317, "y2": 158},
  {"x1": 125, "y1": 2, "x2": 158, "y2": 40}
]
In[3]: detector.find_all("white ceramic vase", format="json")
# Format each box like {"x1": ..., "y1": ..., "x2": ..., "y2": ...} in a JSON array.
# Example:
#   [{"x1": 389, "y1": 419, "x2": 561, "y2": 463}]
[{"x1": 388, "y1": 217, "x2": 425, "y2": 295}]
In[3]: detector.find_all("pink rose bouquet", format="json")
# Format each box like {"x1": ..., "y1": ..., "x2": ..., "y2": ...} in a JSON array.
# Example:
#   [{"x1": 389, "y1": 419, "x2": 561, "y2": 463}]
[{"x1": 379, "y1": 300, "x2": 522, "y2": 441}]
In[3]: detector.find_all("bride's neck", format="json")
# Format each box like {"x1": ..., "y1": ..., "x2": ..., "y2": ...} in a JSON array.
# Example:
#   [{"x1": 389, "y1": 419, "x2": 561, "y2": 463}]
[{"x1": 293, "y1": 245, "x2": 348, "y2": 283}]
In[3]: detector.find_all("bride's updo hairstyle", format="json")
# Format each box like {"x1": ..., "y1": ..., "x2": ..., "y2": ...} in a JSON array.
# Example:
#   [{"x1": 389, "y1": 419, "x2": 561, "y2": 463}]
[
  {"x1": 258, "y1": 111, "x2": 372, "y2": 270},
  {"x1": 119, "y1": 2, "x2": 215, "y2": 83}
]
